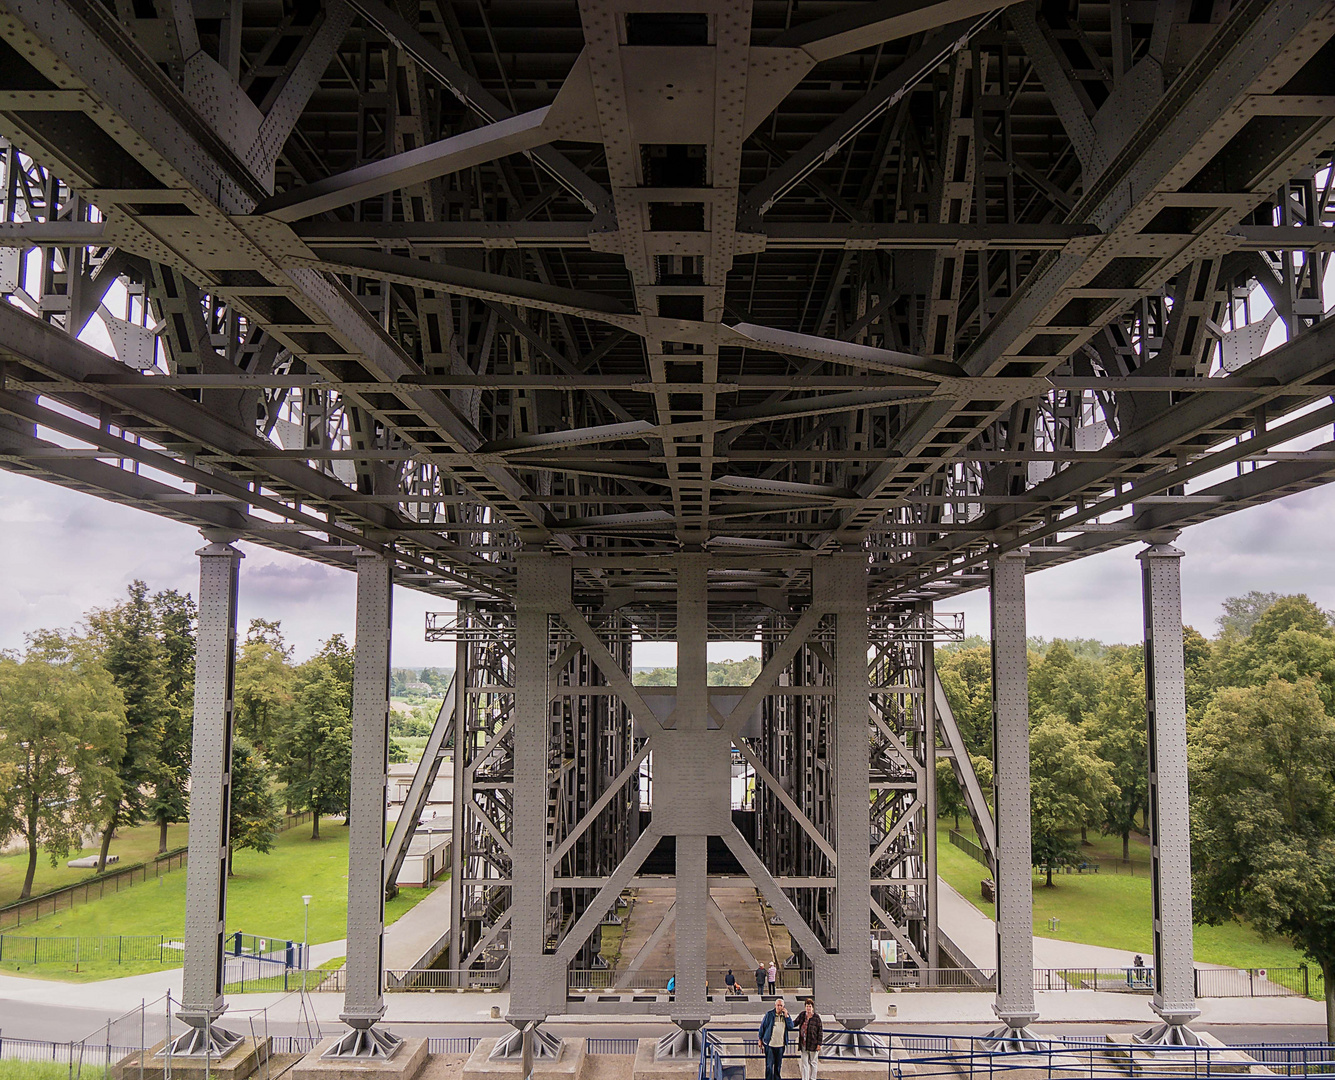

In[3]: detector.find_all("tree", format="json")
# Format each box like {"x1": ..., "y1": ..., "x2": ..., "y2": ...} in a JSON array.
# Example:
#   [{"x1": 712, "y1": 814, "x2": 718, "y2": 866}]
[
  {"x1": 227, "y1": 736, "x2": 280, "y2": 875},
  {"x1": 1190, "y1": 677, "x2": 1335, "y2": 1041},
  {"x1": 148, "y1": 589, "x2": 195, "y2": 852},
  {"x1": 0, "y1": 631, "x2": 126, "y2": 898},
  {"x1": 1086, "y1": 650, "x2": 1148, "y2": 862},
  {"x1": 86, "y1": 581, "x2": 171, "y2": 873},
  {"x1": 937, "y1": 645, "x2": 992, "y2": 756},
  {"x1": 275, "y1": 645, "x2": 353, "y2": 839},
  {"x1": 1029, "y1": 713, "x2": 1115, "y2": 887},
  {"x1": 235, "y1": 619, "x2": 293, "y2": 751},
  {"x1": 1030, "y1": 641, "x2": 1103, "y2": 727},
  {"x1": 937, "y1": 758, "x2": 965, "y2": 830},
  {"x1": 1216, "y1": 591, "x2": 1285, "y2": 638}
]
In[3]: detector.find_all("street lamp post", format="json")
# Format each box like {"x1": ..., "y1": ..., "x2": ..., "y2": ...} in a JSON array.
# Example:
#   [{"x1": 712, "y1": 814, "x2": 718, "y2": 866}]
[{"x1": 302, "y1": 895, "x2": 312, "y2": 970}]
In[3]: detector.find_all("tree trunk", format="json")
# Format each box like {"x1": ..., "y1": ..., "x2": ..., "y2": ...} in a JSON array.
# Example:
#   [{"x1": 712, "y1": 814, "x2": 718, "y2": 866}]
[
  {"x1": 95, "y1": 823, "x2": 114, "y2": 875},
  {"x1": 1045, "y1": 864, "x2": 1053, "y2": 888},
  {"x1": 1122, "y1": 831, "x2": 1130, "y2": 862},
  {"x1": 20, "y1": 838, "x2": 38, "y2": 900},
  {"x1": 1080, "y1": 825, "x2": 1088, "y2": 845},
  {"x1": 953, "y1": 808, "x2": 960, "y2": 830},
  {"x1": 158, "y1": 817, "x2": 169, "y2": 854},
  {"x1": 227, "y1": 845, "x2": 233, "y2": 877},
  {"x1": 311, "y1": 814, "x2": 320, "y2": 840}
]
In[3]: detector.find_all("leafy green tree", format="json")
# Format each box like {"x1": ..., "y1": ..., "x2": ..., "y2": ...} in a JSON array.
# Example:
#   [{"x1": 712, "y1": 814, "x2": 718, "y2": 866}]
[
  {"x1": 1190, "y1": 677, "x2": 1335, "y2": 1041},
  {"x1": 276, "y1": 644, "x2": 353, "y2": 839},
  {"x1": 227, "y1": 736, "x2": 280, "y2": 875},
  {"x1": 1216, "y1": 591, "x2": 1284, "y2": 638},
  {"x1": 708, "y1": 658, "x2": 762, "y2": 685},
  {"x1": 0, "y1": 631, "x2": 126, "y2": 898},
  {"x1": 1030, "y1": 641, "x2": 1103, "y2": 726},
  {"x1": 937, "y1": 757, "x2": 965, "y2": 830},
  {"x1": 149, "y1": 589, "x2": 195, "y2": 852},
  {"x1": 937, "y1": 645, "x2": 992, "y2": 756},
  {"x1": 1029, "y1": 713, "x2": 1115, "y2": 887},
  {"x1": 1086, "y1": 650, "x2": 1148, "y2": 862},
  {"x1": 86, "y1": 581, "x2": 170, "y2": 873},
  {"x1": 235, "y1": 619, "x2": 293, "y2": 751},
  {"x1": 633, "y1": 666, "x2": 677, "y2": 686}
]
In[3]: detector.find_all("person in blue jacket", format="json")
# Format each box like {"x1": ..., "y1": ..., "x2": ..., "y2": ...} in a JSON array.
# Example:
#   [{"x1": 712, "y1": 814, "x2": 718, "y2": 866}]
[{"x1": 757, "y1": 996, "x2": 797, "y2": 1080}]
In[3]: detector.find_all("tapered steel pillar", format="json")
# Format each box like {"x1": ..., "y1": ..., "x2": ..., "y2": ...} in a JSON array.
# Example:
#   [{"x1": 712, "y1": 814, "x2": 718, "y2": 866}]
[
  {"x1": 813, "y1": 554, "x2": 875, "y2": 1028},
  {"x1": 326, "y1": 552, "x2": 402, "y2": 1058},
  {"x1": 508, "y1": 552, "x2": 570, "y2": 1024},
  {"x1": 169, "y1": 534, "x2": 244, "y2": 1057},
  {"x1": 1136, "y1": 541, "x2": 1202, "y2": 1045},
  {"x1": 919, "y1": 601, "x2": 940, "y2": 972},
  {"x1": 670, "y1": 553, "x2": 710, "y2": 1026},
  {"x1": 986, "y1": 549, "x2": 1039, "y2": 1045}
]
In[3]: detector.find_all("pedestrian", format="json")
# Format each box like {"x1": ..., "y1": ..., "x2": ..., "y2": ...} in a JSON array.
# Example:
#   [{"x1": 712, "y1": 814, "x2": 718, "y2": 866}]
[
  {"x1": 758, "y1": 996, "x2": 796, "y2": 1080},
  {"x1": 767, "y1": 960, "x2": 777, "y2": 994},
  {"x1": 796, "y1": 998, "x2": 823, "y2": 1080},
  {"x1": 755, "y1": 962, "x2": 767, "y2": 995},
  {"x1": 725, "y1": 968, "x2": 736, "y2": 991},
  {"x1": 666, "y1": 974, "x2": 675, "y2": 993}
]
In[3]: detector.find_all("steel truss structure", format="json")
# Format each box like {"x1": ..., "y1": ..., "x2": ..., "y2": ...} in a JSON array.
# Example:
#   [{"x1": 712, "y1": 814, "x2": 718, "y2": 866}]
[{"x1": 1, "y1": 0, "x2": 1335, "y2": 1053}]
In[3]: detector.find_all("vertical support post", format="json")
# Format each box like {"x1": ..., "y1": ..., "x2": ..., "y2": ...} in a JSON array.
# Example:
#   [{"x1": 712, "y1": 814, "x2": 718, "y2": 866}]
[
  {"x1": 814, "y1": 553, "x2": 874, "y2": 1028},
  {"x1": 508, "y1": 553, "x2": 570, "y2": 1024},
  {"x1": 920, "y1": 601, "x2": 939, "y2": 973},
  {"x1": 672, "y1": 553, "x2": 710, "y2": 1024},
  {"x1": 326, "y1": 551, "x2": 401, "y2": 1058},
  {"x1": 169, "y1": 535, "x2": 243, "y2": 1058},
  {"x1": 449, "y1": 618, "x2": 468, "y2": 971},
  {"x1": 988, "y1": 549, "x2": 1039, "y2": 1042},
  {"x1": 1137, "y1": 541, "x2": 1202, "y2": 1044}
]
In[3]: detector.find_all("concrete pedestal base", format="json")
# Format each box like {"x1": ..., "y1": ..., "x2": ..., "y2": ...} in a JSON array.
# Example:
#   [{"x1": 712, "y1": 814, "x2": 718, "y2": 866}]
[
  {"x1": 948, "y1": 1039, "x2": 1083, "y2": 1080},
  {"x1": 114, "y1": 1037, "x2": 270, "y2": 1080},
  {"x1": 291, "y1": 1037, "x2": 427, "y2": 1080},
  {"x1": 632, "y1": 1039, "x2": 699, "y2": 1080},
  {"x1": 463, "y1": 1038, "x2": 587, "y2": 1080},
  {"x1": 1105, "y1": 1033, "x2": 1269, "y2": 1075}
]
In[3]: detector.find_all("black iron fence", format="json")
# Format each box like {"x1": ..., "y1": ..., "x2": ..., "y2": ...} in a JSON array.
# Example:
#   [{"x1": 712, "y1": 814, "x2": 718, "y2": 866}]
[
  {"x1": 0, "y1": 933, "x2": 179, "y2": 967},
  {"x1": 0, "y1": 848, "x2": 187, "y2": 931}
]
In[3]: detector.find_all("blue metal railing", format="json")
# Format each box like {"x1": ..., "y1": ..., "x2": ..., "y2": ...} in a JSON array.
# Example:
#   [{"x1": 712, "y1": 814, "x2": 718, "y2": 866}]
[{"x1": 699, "y1": 1028, "x2": 1335, "y2": 1080}]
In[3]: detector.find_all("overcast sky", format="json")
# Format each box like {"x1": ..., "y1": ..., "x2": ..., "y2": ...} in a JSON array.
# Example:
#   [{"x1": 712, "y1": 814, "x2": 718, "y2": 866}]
[{"x1": 4, "y1": 463, "x2": 1334, "y2": 669}]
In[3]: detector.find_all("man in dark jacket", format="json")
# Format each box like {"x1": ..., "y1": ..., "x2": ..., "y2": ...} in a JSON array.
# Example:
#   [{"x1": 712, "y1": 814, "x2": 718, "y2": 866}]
[
  {"x1": 796, "y1": 998, "x2": 823, "y2": 1080},
  {"x1": 758, "y1": 997, "x2": 796, "y2": 1080},
  {"x1": 755, "y1": 962, "x2": 767, "y2": 995}
]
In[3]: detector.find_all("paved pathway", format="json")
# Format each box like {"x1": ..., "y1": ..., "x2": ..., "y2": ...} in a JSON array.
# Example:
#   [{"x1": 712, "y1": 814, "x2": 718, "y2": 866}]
[{"x1": 382, "y1": 880, "x2": 452, "y2": 970}]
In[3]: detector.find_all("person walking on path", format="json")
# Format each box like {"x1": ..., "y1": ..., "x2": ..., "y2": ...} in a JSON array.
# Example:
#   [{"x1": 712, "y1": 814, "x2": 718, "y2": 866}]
[
  {"x1": 767, "y1": 960, "x2": 778, "y2": 994},
  {"x1": 758, "y1": 997, "x2": 796, "y2": 1080},
  {"x1": 755, "y1": 962, "x2": 767, "y2": 995},
  {"x1": 796, "y1": 998, "x2": 823, "y2": 1080}
]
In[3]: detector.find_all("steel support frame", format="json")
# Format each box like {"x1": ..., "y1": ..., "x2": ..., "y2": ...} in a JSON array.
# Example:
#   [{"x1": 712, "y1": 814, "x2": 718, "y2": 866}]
[
  {"x1": 168, "y1": 535, "x2": 245, "y2": 1058},
  {"x1": 987, "y1": 549, "x2": 1039, "y2": 1043},
  {"x1": 326, "y1": 551, "x2": 402, "y2": 1059},
  {"x1": 1136, "y1": 541, "x2": 1202, "y2": 1045}
]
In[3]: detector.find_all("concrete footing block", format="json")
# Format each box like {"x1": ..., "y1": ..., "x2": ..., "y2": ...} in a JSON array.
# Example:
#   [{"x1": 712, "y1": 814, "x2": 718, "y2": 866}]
[
  {"x1": 291, "y1": 1037, "x2": 428, "y2": 1080},
  {"x1": 462, "y1": 1038, "x2": 587, "y2": 1080},
  {"x1": 114, "y1": 1037, "x2": 271, "y2": 1080},
  {"x1": 632, "y1": 1039, "x2": 699, "y2": 1080}
]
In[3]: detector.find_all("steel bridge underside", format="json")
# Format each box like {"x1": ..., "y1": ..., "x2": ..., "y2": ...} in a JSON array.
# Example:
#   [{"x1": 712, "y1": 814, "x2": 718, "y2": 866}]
[{"x1": 0, "y1": 0, "x2": 1333, "y2": 1044}]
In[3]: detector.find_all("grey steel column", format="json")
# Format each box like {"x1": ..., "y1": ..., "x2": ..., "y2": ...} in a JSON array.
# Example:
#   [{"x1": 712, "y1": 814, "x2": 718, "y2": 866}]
[
  {"x1": 449, "y1": 622, "x2": 467, "y2": 970},
  {"x1": 1137, "y1": 541, "x2": 1202, "y2": 1045},
  {"x1": 814, "y1": 554, "x2": 874, "y2": 1027},
  {"x1": 169, "y1": 534, "x2": 244, "y2": 1057},
  {"x1": 987, "y1": 549, "x2": 1039, "y2": 1043},
  {"x1": 672, "y1": 553, "x2": 709, "y2": 1024},
  {"x1": 920, "y1": 601, "x2": 940, "y2": 973},
  {"x1": 508, "y1": 553, "x2": 569, "y2": 1024},
  {"x1": 327, "y1": 552, "x2": 401, "y2": 1058}
]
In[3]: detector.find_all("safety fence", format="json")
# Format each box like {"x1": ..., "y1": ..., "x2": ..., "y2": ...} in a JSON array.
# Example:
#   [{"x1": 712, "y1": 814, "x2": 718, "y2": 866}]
[
  {"x1": 222, "y1": 959, "x2": 343, "y2": 994},
  {"x1": 585, "y1": 1039, "x2": 641, "y2": 1055},
  {"x1": 1195, "y1": 964, "x2": 1325, "y2": 1000},
  {"x1": 0, "y1": 933, "x2": 181, "y2": 968},
  {"x1": 567, "y1": 967, "x2": 814, "y2": 993},
  {"x1": 384, "y1": 962, "x2": 509, "y2": 991}
]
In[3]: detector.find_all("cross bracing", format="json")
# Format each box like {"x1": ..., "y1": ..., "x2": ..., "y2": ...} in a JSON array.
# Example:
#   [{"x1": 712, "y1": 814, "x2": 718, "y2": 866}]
[{"x1": 0, "y1": 0, "x2": 1332, "y2": 1049}]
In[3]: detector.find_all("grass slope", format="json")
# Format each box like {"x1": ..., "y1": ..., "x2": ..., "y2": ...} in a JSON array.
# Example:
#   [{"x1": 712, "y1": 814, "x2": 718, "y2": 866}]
[
  {"x1": 936, "y1": 821, "x2": 1312, "y2": 972},
  {"x1": 0, "y1": 822, "x2": 190, "y2": 909},
  {"x1": 0, "y1": 818, "x2": 432, "y2": 981}
]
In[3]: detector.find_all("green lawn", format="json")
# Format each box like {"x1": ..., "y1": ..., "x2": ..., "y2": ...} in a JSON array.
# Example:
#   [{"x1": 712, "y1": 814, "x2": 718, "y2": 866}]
[
  {"x1": 936, "y1": 820, "x2": 1313, "y2": 973},
  {"x1": 0, "y1": 818, "x2": 432, "y2": 980},
  {"x1": 0, "y1": 1063, "x2": 106, "y2": 1080},
  {"x1": 0, "y1": 821, "x2": 191, "y2": 909}
]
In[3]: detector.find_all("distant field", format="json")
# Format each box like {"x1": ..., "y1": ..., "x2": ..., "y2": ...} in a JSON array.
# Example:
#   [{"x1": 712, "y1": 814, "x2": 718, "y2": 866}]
[
  {"x1": 936, "y1": 820, "x2": 1312, "y2": 972},
  {"x1": 0, "y1": 818, "x2": 433, "y2": 981}
]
